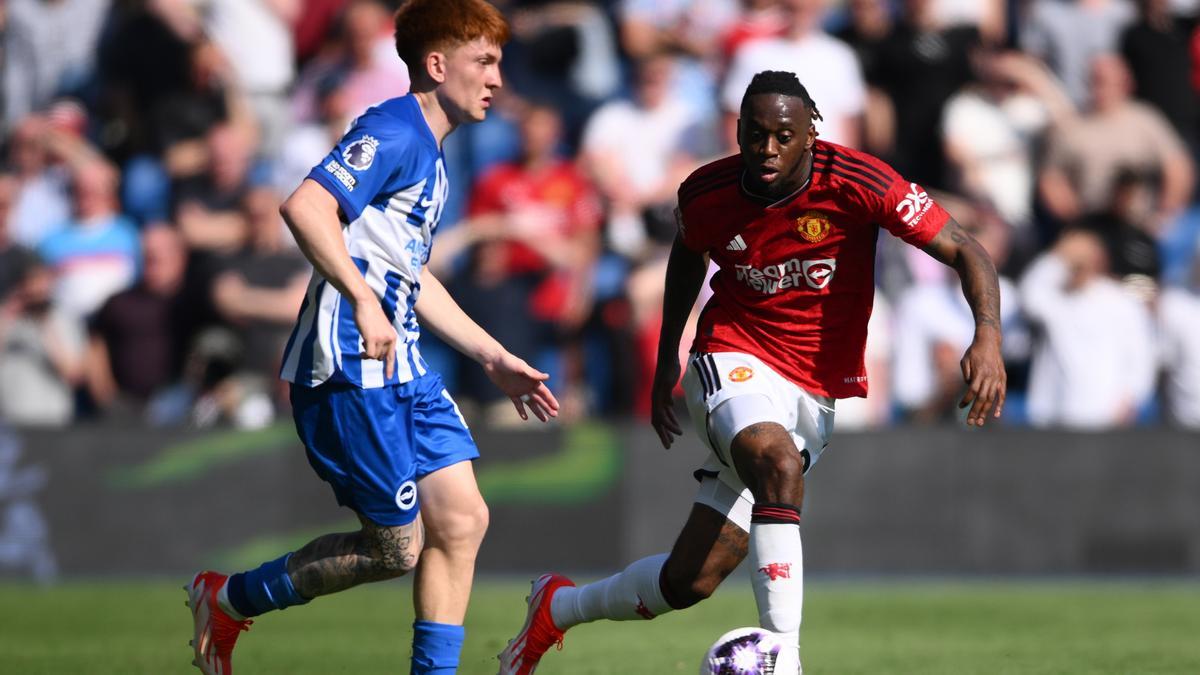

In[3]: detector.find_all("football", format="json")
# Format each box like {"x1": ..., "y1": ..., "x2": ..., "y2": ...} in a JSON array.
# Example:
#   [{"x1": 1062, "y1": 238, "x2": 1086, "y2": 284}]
[{"x1": 700, "y1": 627, "x2": 782, "y2": 675}]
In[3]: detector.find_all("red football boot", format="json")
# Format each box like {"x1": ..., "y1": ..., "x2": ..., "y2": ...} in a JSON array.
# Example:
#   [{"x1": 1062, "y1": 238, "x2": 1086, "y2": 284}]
[
  {"x1": 185, "y1": 571, "x2": 253, "y2": 675},
  {"x1": 497, "y1": 573, "x2": 576, "y2": 674}
]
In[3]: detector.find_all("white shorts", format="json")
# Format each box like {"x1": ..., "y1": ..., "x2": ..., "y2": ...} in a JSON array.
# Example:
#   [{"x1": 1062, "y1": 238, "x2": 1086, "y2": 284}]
[{"x1": 682, "y1": 352, "x2": 835, "y2": 532}]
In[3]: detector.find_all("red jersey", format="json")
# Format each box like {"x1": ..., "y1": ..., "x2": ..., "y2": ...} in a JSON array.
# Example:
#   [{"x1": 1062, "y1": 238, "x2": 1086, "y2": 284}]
[
  {"x1": 468, "y1": 160, "x2": 602, "y2": 321},
  {"x1": 678, "y1": 140, "x2": 948, "y2": 399}
]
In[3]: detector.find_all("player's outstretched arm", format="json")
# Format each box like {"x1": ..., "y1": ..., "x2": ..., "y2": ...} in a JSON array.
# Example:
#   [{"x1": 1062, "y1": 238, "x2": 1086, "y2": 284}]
[
  {"x1": 281, "y1": 179, "x2": 399, "y2": 378},
  {"x1": 415, "y1": 267, "x2": 559, "y2": 422},
  {"x1": 651, "y1": 231, "x2": 710, "y2": 448},
  {"x1": 922, "y1": 218, "x2": 1007, "y2": 427}
]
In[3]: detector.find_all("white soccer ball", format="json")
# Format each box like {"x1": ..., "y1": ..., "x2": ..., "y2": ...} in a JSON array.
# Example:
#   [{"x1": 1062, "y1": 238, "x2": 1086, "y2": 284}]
[{"x1": 700, "y1": 627, "x2": 783, "y2": 675}]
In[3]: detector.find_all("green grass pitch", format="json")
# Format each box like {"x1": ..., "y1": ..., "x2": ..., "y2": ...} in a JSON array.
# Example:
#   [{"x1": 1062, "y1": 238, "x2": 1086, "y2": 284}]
[{"x1": 1, "y1": 578, "x2": 1197, "y2": 674}]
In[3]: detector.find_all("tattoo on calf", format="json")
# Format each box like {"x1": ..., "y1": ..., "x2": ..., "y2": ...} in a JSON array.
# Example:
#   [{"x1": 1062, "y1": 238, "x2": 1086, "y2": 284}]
[
  {"x1": 716, "y1": 526, "x2": 750, "y2": 560},
  {"x1": 287, "y1": 520, "x2": 420, "y2": 599}
]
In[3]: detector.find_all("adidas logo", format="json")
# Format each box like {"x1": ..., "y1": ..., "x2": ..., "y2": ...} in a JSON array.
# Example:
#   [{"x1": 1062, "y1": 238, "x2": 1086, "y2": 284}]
[{"x1": 726, "y1": 235, "x2": 747, "y2": 251}]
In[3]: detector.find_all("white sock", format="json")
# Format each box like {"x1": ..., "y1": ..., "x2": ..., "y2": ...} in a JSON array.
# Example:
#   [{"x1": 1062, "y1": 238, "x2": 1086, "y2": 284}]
[
  {"x1": 215, "y1": 581, "x2": 246, "y2": 621},
  {"x1": 749, "y1": 504, "x2": 804, "y2": 674},
  {"x1": 549, "y1": 553, "x2": 674, "y2": 630}
]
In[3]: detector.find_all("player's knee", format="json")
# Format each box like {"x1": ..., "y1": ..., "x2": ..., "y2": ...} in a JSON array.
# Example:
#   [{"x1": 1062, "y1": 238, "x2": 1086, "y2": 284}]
[
  {"x1": 432, "y1": 499, "x2": 489, "y2": 551},
  {"x1": 739, "y1": 444, "x2": 804, "y2": 499}
]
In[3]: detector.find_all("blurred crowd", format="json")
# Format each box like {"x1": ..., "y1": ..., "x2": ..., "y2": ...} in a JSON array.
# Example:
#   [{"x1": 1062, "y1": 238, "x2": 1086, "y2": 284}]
[{"x1": 1, "y1": 0, "x2": 1199, "y2": 432}]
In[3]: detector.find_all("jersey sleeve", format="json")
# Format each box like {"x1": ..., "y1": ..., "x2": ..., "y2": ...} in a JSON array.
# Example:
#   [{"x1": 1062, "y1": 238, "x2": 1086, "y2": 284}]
[
  {"x1": 306, "y1": 112, "x2": 412, "y2": 222},
  {"x1": 847, "y1": 161, "x2": 948, "y2": 247},
  {"x1": 677, "y1": 189, "x2": 713, "y2": 253}
]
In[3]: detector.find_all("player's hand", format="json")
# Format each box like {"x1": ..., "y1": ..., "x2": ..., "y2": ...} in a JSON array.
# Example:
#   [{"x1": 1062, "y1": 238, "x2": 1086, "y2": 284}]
[
  {"x1": 650, "y1": 357, "x2": 683, "y2": 449},
  {"x1": 483, "y1": 350, "x2": 560, "y2": 422},
  {"x1": 959, "y1": 334, "x2": 1006, "y2": 427},
  {"x1": 355, "y1": 301, "x2": 399, "y2": 379}
]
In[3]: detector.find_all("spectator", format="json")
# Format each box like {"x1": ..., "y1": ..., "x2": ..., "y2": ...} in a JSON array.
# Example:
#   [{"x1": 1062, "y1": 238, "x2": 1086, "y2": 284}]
[
  {"x1": 38, "y1": 160, "x2": 140, "y2": 322},
  {"x1": 942, "y1": 48, "x2": 1075, "y2": 234},
  {"x1": 1038, "y1": 53, "x2": 1193, "y2": 233},
  {"x1": 4, "y1": 115, "x2": 71, "y2": 248},
  {"x1": 1077, "y1": 166, "x2": 1163, "y2": 299},
  {"x1": 86, "y1": 224, "x2": 193, "y2": 416},
  {"x1": 835, "y1": 0, "x2": 894, "y2": 81},
  {"x1": 581, "y1": 54, "x2": 701, "y2": 261},
  {"x1": 2, "y1": 0, "x2": 110, "y2": 130},
  {"x1": 292, "y1": 0, "x2": 351, "y2": 66},
  {"x1": 502, "y1": 1, "x2": 622, "y2": 146},
  {"x1": 893, "y1": 198, "x2": 1025, "y2": 423},
  {"x1": 98, "y1": 1, "x2": 237, "y2": 224},
  {"x1": 868, "y1": 0, "x2": 981, "y2": 188},
  {"x1": 0, "y1": 173, "x2": 37, "y2": 302},
  {"x1": 723, "y1": 0, "x2": 866, "y2": 148},
  {"x1": 930, "y1": 0, "x2": 1006, "y2": 43},
  {"x1": 273, "y1": 71, "x2": 357, "y2": 197},
  {"x1": 833, "y1": 0, "x2": 896, "y2": 156},
  {"x1": 618, "y1": 0, "x2": 740, "y2": 126},
  {"x1": 437, "y1": 103, "x2": 603, "y2": 421},
  {"x1": 174, "y1": 122, "x2": 261, "y2": 252},
  {"x1": 1119, "y1": 0, "x2": 1198, "y2": 147},
  {"x1": 198, "y1": 0, "x2": 297, "y2": 155},
  {"x1": 719, "y1": 0, "x2": 788, "y2": 72},
  {"x1": 1019, "y1": 0, "x2": 1135, "y2": 109},
  {"x1": 290, "y1": 0, "x2": 409, "y2": 125},
  {"x1": 0, "y1": 258, "x2": 86, "y2": 427},
  {"x1": 209, "y1": 187, "x2": 309, "y2": 398},
  {"x1": 97, "y1": 0, "x2": 206, "y2": 163},
  {"x1": 1020, "y1": 229, "x2": 1156, "y2": 428},
  {"x1": 1158, "y1": 247, "x2": 1200, "y2": 428}
]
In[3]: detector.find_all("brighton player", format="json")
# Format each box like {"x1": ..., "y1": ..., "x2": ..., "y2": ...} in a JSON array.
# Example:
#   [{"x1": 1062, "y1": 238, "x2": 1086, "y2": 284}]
[
  {"x1": 498, "y1": 71, "x2": 1005, "y2": 674},
  {"x1": 185, "y1": 2, "x2": 560, "y2": 674}
]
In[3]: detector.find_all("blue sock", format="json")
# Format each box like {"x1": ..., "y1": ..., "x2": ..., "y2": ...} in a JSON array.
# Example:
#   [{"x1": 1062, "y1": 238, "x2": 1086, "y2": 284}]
[
  {"x1": 225, "y1": 553, "x2": 309, "y2": 618},
  {"x1": 411, "y1": 621, "x2": 464, "y2": 675}
]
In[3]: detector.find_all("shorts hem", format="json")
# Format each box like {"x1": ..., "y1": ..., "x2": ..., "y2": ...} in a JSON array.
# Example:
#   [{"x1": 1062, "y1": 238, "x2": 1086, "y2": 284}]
[
  {"x1": 416, "y1": 451, "x2": 479, "y2": 480},
  {"x1": 351, "y1": 503, "x2": 420, "y2": 528}
]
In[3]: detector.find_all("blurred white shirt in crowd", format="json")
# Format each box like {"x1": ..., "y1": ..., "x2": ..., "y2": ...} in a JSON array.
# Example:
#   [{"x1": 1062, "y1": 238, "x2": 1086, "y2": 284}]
[
  {"x1": 1158, "y1": 286, "x2": 1200, "y2": 428},
  {"x1": 581, "y1": 98, "x2": 695, "y2": 196},
  {"x1": 893, "y1": 277, "x2": 1024, "y2": 413},
  {"x1": 200, "y1": 0, "x2": 294, "y2": 95},
  {"x1": 9, "y1": 171, "x2": 70, "y2": 249},
  {"x1": 942, "y1": 90, "x2": 1049, "y2": 229},
  {"x1": 1020, "y1": 253, "x2": 1156, "y2": 429},
  {"x1": 1019, "y1": 0, "x2": 1134, "y2": 108},
  {"x1": 3, "y1": 0, "x2": 110, "y2": 130}
]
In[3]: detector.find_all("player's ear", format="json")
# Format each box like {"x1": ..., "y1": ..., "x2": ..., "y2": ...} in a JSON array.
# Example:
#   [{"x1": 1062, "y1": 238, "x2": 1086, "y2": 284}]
[
  {"x1": 805, "y1": 122, "x2": 817, "y2": 148},
  {"x1": 425, "y1": 50, "x2": 448, "y2": 85}
]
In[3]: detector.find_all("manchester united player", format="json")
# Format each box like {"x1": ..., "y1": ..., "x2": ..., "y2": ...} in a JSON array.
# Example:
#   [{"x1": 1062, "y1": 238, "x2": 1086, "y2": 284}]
[{"x1": 497, "y1": 71, "x2": 1006, "y2": 674}]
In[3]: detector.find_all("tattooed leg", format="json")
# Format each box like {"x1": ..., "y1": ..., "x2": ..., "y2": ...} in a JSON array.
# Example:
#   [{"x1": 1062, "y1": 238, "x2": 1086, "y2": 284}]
[
  {"x1": 286, "y1": 514, "x2": 424, "y2": 600},
  {"x1": 660, "y1": 503, "x2": 749, "y2": 608}
]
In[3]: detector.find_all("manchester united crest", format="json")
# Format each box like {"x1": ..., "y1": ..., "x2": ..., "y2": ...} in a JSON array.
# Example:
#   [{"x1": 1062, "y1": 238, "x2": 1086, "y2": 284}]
[
  {"x1": 796, "y1": 211, "x2": 831, "y2": 243},
  {"x1": 728, "y1": 367, "x2": 754, "y2": 382}
]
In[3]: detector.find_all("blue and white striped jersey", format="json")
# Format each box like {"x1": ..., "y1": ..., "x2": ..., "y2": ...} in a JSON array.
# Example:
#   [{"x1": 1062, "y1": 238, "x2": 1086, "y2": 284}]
[{"x1": 280, "y1": 94, "x2": 449, "y2": 389}]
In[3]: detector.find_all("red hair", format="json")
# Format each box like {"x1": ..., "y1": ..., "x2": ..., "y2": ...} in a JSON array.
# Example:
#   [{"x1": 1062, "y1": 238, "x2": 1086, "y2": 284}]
[{"x1": 394, "y1": 0, "x2": 510, "y2": 77}]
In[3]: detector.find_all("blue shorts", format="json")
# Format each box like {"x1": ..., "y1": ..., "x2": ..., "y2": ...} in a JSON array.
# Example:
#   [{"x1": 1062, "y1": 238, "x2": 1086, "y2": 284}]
[{"x1": 290, "y1": 372, "x2": 478, "y2": 526}]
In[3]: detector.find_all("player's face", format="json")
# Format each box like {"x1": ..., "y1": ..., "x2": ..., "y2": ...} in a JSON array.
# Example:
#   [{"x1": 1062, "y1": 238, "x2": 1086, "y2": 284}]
[
  {"x1": 738, "y1": 94, "x2": 816, "y2": 199},
  {"x1": 438, "y1": 38, "x2": 503, "y2": 125}
]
